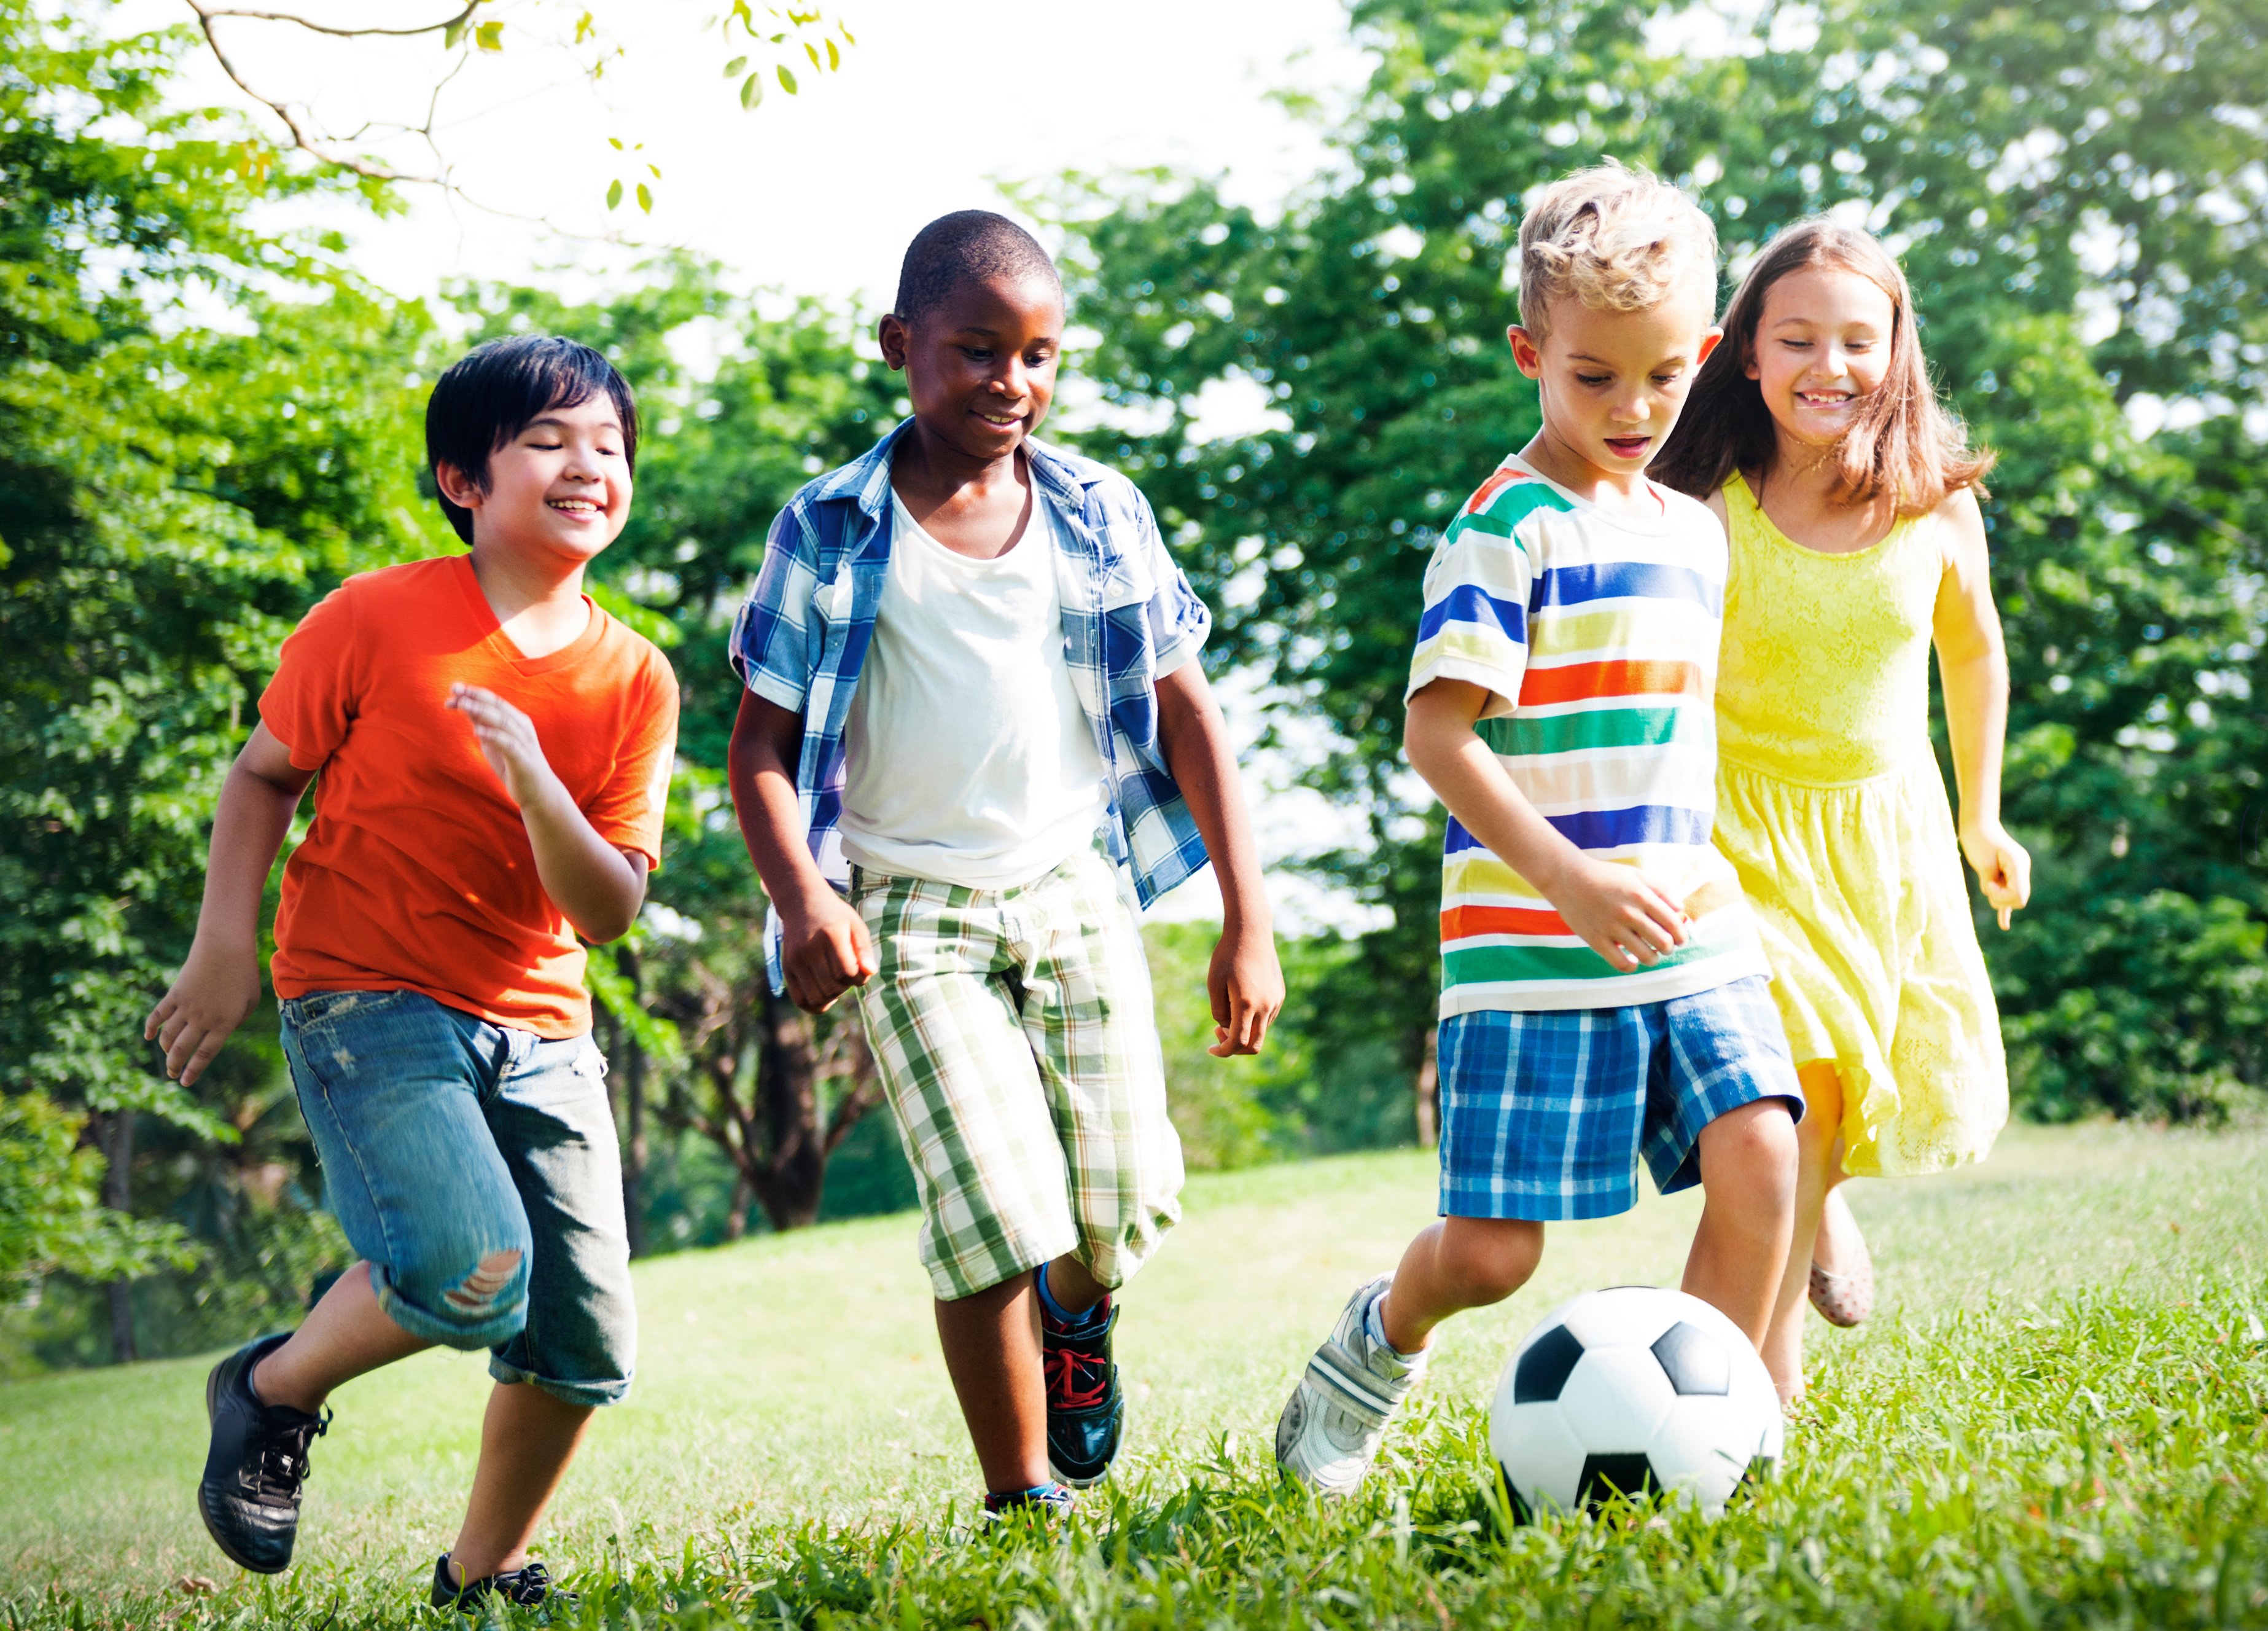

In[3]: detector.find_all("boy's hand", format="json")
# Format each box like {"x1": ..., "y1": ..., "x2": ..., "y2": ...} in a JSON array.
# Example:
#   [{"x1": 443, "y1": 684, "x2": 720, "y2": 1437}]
[
  {"x1": 144, "y1": 939, "x2": 262, "y2": 1087},
  {"x1": 1548, "y1": 855, "x2": 1690, "y2": 971},
  {"x1": 1959, "y1": 817, "x2": 2032, "y2": 930},
  {"x1": 448, "y1": 684, "x2": 564, "y2": 812},
  {"x1": 1207, "y1": 920, "x2": 1285, "y2": 1057},
  {"x1": 782, "y1": 891, "x2": 879, "y2": 1014}
]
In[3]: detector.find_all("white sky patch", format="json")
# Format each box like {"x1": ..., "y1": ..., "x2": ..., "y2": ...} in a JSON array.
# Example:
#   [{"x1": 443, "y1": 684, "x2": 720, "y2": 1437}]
[{"x1": 118, "y1": 0, "x2": 1371, "y2": 309}]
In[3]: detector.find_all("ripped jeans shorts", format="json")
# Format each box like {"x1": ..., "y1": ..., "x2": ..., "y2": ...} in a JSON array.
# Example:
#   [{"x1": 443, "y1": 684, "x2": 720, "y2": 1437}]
[{"x1": 279, "y1": 988, "x2": 636, "y2": 1407}]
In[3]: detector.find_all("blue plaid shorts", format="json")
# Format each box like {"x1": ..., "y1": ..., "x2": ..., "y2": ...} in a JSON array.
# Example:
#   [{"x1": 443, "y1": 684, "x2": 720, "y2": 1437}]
[{"x1": 1436, "y1": 974, "x2": 1802, "y2": 1222}]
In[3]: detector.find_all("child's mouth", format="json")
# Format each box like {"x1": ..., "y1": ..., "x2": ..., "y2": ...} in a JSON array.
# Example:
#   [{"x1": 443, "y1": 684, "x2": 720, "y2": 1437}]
[{"x1": 1604, "y1": 435, "x2": 1651, "y2": 460}]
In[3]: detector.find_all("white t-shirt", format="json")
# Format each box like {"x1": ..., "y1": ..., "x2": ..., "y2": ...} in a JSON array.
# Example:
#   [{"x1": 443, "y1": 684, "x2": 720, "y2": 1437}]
[{"x1": 838, "y1": 498, "x2": 1110, "y2": 889}]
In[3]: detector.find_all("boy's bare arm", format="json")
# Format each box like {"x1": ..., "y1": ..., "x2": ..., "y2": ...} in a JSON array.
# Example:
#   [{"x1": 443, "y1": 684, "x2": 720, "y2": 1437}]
[
  {"x1": 446, "y1": 684, "x2": 649, "y2": 944},
  {"x1": 1404, "y1": 678, "x2": 1688, "y2": 971},
  {"x1": 144, "y1": 723, "x2": 313, "y2": 1086},
  {"x1": 1154, "y1": 662, "x2": 1285, "y2": 1056},
  {"x1": 726, "y1": 690, "x2": 876, "y2": 1014}
]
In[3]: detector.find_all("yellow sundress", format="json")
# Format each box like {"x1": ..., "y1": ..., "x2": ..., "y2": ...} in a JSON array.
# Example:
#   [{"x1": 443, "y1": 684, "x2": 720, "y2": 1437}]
[{"x1": 1712, "y1": 475, "x2": 2008, "y2": 1177}]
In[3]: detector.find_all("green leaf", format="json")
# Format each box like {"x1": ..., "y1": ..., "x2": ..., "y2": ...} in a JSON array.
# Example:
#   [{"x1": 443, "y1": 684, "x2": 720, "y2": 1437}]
[
  {"x1": 741, "y1": 71, "x2": 763, "y2": 109},
  {"x1": 443, "y1": 15, "x2": 468, "y2": 49},
  {"x1": 723, "y1": 55, "x2": 747, "y2": 77},
  {"x1": 840, "y1": 21, "x2": 857, "y2": 45},
  {"x1": 473, "y1": 19, "x2": 504, "y2": 50},
  {"x1": 805, "y1": 41, "x2": 822, "y2": 69},
  {"x1": 636, "y1": 182, "x2": 653, "y2": 213},
  {"x1": 825, "y1": 37, "x2": 840, "y2": 70},
  {"x1": 608, "y1": 136, "x2": 624, "y2": 151},
  {"x1": 777, "y1": 64, "x2": 798, "y2": 94},
  {"x1": 606, "y1": 178, "x2": 624, "y2": 210},
  {"x1": 647, "y1": 163, "x2": 661, "y2": 179}
]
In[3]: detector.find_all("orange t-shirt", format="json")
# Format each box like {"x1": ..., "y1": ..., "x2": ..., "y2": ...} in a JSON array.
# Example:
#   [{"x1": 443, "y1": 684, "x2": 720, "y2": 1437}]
[{"x1": 261, "y1": 555, "x2": 679, "y2": 1038}]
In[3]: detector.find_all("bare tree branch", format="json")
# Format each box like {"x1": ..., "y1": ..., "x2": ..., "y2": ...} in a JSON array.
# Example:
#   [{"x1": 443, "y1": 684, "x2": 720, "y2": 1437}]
[{"x1": 187, "y1": 2, "x2": 478, "y2": 41}]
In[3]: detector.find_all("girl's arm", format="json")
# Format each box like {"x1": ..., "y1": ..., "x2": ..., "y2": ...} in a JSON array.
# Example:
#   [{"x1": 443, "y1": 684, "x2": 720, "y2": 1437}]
[
  {"x1": 144, "y1": 724, "x2": 313, "y2": 1085},
  {"x1": 1155, "y1": 660, "x2": 1285, "y2": 1056},
  {"x1": 1930, "y1": 489, "x2": 2032, "y2": 928}
]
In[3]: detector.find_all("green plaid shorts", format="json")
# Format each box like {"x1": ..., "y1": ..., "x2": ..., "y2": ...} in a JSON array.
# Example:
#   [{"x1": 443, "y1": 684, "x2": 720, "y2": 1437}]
[{"x1": 851, "y1": 845, "x2": 1185, "y2": 1300}]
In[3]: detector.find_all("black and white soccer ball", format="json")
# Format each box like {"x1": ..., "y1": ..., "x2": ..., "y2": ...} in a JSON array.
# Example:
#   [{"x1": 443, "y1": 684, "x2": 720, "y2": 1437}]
[{"x1": 1489, "y1": 1286, "x2": 1781, "y2": 1518}]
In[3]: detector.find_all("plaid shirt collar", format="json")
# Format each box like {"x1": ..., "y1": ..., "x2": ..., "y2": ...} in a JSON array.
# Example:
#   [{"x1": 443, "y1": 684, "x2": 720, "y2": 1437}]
[{"x1": 755, "y1": 418, "x2": 1211, "y2": 987}]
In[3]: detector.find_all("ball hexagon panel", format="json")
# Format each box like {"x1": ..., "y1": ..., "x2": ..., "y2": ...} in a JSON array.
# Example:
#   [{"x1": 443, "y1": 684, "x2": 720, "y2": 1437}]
[
  {"x1": 1561, "y1": 1286, "x2": 1678, "y2": 1351},
  {"x1": 1490, "y1": 1398, "x2": 1591, "y2": 1516},
  {"x1": 1556, "y1": 1346, "x2": 1677, "y2": 1452},
  {"x1": 1645, "y1": 1394, "x2": 1763, "y2": 1512}
]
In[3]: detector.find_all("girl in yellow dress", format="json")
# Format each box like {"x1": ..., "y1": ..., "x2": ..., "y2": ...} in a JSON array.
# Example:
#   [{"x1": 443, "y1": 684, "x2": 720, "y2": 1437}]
[{"x1": 1653, "y1": 220, "x2": 2031, "y2": 1403}]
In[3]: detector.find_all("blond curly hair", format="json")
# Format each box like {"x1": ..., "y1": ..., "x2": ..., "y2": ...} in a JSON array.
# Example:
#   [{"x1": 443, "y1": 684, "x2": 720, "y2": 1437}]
[{"x1": 1516, "y1": 160, "x2": 1718, "y2": 338}]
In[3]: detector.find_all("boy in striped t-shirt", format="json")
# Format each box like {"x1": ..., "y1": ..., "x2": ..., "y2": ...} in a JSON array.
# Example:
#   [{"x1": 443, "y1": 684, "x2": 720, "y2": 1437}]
[{"x1": 1276, "y1": 164, "x2": 1803, "y2": 1494}]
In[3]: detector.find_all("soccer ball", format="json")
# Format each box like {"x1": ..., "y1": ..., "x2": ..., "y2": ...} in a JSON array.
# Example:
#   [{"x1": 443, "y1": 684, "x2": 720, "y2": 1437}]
[{"x1": 1489, "y1": 1286, "x2": 1781, "y2": 1519}]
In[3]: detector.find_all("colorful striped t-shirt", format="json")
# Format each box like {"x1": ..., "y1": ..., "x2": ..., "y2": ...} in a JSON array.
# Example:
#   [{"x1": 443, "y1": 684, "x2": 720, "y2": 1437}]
[{"x1": 1406, "y1": 455, "x2": 1767, "y2": 1015}]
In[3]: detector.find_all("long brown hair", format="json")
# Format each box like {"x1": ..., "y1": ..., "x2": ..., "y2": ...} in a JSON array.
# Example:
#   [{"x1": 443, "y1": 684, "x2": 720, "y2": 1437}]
[{"x1": 1651, "y1": 219, "x2": 1992, "y2": 513}]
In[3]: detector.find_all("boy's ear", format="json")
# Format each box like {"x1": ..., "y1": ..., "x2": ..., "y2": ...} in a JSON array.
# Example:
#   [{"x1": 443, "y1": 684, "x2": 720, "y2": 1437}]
[
  {"x1": 1696, "y1": 326, "x2": 1725, "y2": 367},
  {"x1": 433, "y1": 461, "x2": 485, "y2": 511},
  {"x1": 1505, "y1": 324, "x2": 1545, "y2": 380},
  {"x1": 876, "y1": 313, "x2": 910, "y2": 372}
]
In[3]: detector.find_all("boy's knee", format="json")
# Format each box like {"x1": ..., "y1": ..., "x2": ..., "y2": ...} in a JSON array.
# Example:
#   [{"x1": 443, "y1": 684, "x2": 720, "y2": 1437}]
[
  {"x1": 1704, "y1": 1100, "x2": 1799, "y2": 1202},
  {"x1": 1440, "y1": 1219, "x2": 1543, "y2": 1304},
  {"x1": 391, "y1": 1245, "x2": 530, "y2": 1349}
]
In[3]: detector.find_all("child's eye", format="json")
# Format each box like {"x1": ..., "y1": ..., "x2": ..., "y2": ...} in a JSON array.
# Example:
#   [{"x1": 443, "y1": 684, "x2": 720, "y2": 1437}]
[
  {"x1": 1576, "y1": 373, "x2": 1611, "y2": 386},
  {"x1": 962, "y1": 348, "x2": 994, "y2": 362}
]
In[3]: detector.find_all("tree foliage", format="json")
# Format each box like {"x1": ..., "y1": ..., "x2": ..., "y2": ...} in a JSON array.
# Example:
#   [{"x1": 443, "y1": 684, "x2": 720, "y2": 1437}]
[{"x1": 1056, "y1": 0, "x2": 2268, "y2": 1120}]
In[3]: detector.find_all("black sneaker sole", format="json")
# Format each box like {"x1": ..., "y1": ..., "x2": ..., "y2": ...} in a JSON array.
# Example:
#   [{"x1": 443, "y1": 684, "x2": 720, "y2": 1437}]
[
  {"x1": 1048, "y1": 1390, "x2": 1129, "y2": 1490},
  {"x1": 198, "y1": 1353, "x2": 289, "y2": 1574}
]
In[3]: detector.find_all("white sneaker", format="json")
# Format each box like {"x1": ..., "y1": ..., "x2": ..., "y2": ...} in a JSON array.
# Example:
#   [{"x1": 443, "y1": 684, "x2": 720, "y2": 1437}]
[{"x1": 1274, "y1": 1275, "x2": 1427, "y2": 1495}]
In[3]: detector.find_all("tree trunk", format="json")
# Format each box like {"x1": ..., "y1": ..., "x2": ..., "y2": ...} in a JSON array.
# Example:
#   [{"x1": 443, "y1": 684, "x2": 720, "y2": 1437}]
[
  {"x1": 723, "y1": 1171, "x2": 754, "y2": 1242},
  {"x1": 99, "y1": 1109, "x2": 138, "y2": 1364},
  {"x1": 749, "y1": 988, "x2": 826, "y2": 1232},
  {"x1": 623, "y1": 1035, "x2": 648, "y2": 1257},
  {"x1": 1413, "y1": 1025, "x2": 1440, "y2": 1149}
]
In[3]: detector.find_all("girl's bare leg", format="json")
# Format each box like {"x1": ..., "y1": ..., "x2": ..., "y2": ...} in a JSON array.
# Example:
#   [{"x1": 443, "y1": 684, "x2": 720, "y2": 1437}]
[{"x1": 1760, "y1": 1063, "x2": 1844, "y2": 1404}]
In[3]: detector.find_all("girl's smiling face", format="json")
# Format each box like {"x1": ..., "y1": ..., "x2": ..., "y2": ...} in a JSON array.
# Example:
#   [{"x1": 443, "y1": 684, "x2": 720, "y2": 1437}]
[{"x1": 1747, "y1": 264, "x2": 1898, "y2": 446}]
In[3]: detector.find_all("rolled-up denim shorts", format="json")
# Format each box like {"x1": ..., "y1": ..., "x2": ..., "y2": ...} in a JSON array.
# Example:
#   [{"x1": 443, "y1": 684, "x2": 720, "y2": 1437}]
[{"x1": 279, "y1": 988, "x2": 636, "y2": 1407}]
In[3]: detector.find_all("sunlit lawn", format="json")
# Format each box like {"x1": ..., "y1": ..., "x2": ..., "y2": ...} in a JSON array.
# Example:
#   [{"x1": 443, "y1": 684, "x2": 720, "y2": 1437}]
[{"x1": 3, "y1": 1121, "x2": 2264, "y2": 1627}]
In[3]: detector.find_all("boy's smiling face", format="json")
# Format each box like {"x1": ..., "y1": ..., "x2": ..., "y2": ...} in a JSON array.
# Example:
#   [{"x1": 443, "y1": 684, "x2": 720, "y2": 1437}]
[
  {"x1": 437, "y1": 393, "x2": 632, "y2": 566},
  {"x1": 879, "y1": 274, "x2": 1063, "y2": 463},
  {"x1": 1508, "y1": 287, "x2": 1721, "y2": 496}
]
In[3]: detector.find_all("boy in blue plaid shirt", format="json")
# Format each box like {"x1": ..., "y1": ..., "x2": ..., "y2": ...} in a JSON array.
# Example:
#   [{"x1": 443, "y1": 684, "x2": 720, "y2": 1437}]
[{"x1": 728, "y1": 211, "x2": 1282, "y2": 1517}]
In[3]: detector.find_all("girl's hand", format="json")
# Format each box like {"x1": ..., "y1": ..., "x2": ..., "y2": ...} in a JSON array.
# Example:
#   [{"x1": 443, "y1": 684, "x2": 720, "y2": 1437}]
[
  {"x1": 1207, "y1": 920, "x2": 1285, "y2": 1057},
  {"x1": 1960, "y1": 818, "x2": 2032, "y2": 929},
  {"x1": 448, "y1": 684, "x2": 563, "y2": 812}
]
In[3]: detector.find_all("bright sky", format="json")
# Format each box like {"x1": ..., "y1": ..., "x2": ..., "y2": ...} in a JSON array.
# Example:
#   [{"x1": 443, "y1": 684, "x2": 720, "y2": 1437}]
[
  {"x1": 128, "y1": 0, "x2": 1391, "y2": 930},
  {"x1": 134, "y1": 1, "x2": 1370, "y2": 305}
]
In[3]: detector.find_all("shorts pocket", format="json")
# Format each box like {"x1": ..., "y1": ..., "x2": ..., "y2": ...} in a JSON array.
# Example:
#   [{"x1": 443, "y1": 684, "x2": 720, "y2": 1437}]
[{"x1": 287, "y1": 988, "x2": 414, "y2": 1033}]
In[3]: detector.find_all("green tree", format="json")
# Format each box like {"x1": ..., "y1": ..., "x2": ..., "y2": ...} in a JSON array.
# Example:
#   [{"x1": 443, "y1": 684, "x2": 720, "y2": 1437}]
[
  {"x1": 0, "y1": 0, "x2": 441, "y2": 1361},
  {"x1": 1055, "y1": 0, "x2": 2268, "y2": 1123}
]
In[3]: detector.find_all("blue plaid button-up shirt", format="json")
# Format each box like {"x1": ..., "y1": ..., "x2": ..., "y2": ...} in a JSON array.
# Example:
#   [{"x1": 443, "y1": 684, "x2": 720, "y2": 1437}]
[{"x1": 728, "y1": 418, "x2": 1214, "y2": 990}]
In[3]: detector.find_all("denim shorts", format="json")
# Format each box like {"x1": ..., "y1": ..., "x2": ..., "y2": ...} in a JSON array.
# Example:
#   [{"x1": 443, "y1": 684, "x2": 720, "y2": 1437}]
[
  {"x1": 1437, "y1": 974, "x2": 1802, "y2": 1222},
  {"x1": 279, "y1": 988, "x2": 636, "y2": 1407}
]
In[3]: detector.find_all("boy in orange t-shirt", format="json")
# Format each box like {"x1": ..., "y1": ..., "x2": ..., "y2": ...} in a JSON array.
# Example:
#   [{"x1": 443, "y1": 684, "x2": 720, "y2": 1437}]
[{"x1": 144, "y1": 335, "x2": 676, "y2": 1611}]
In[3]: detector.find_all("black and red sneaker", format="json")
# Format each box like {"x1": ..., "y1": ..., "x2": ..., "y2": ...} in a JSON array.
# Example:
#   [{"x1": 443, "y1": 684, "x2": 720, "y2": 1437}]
[{"x1": 1041, "y1": 1297, "x2": 1126, "y2": 1488}]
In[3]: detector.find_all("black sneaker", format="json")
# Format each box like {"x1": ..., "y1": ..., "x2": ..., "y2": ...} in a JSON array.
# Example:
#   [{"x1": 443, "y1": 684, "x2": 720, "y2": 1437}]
[
  {"x1": 197, "y1": 1332, "x2": 329, "y2": 1573},
  {"x1": 981, "y1": 1482, "x2": 1077, "y2": 1520},
  {"x1": 432, "y1": 1554, "x2": 575, "y2": 1613},
  {"x1": 1041, "y1": 1297, "x2": 1125, "y2": 1488}
]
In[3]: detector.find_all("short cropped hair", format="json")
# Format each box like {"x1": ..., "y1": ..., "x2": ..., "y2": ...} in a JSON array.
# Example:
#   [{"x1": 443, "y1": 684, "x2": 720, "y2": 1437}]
[
  {"x1": 893, "y1": 210, "x2": 1061, "y2": 326},
  {"x1": 425, "y1": 335, "x2": 639, "y2": 544},
  {"x1": 1516, "y1": 161, "x2": 1719, "y2": 338}
]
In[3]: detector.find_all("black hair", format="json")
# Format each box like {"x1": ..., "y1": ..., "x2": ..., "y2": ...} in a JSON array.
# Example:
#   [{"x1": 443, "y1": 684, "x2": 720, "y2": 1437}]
[
  {"x1": 892, "y1": 209, "x2": 1061, "y2": 326},
  {"x1": 424, "y1": 334, "x2": 639, "y2": 544}
]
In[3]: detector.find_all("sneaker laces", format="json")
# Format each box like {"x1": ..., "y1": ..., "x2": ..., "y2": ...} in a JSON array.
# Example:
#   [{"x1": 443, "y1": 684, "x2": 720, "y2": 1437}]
[
  {"x1": 1042, "y1": 1341, "x2": 1112, "y2": 1412},
  {"x1": 254, "y1": 1408, "x2": 329, "y2": 1501}
]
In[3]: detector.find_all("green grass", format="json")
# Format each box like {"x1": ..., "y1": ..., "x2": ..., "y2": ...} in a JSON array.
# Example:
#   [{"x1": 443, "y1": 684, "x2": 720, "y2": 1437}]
[{"x1": 4, "y1": 1122, "x2": 2267, "y2": 1627}]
